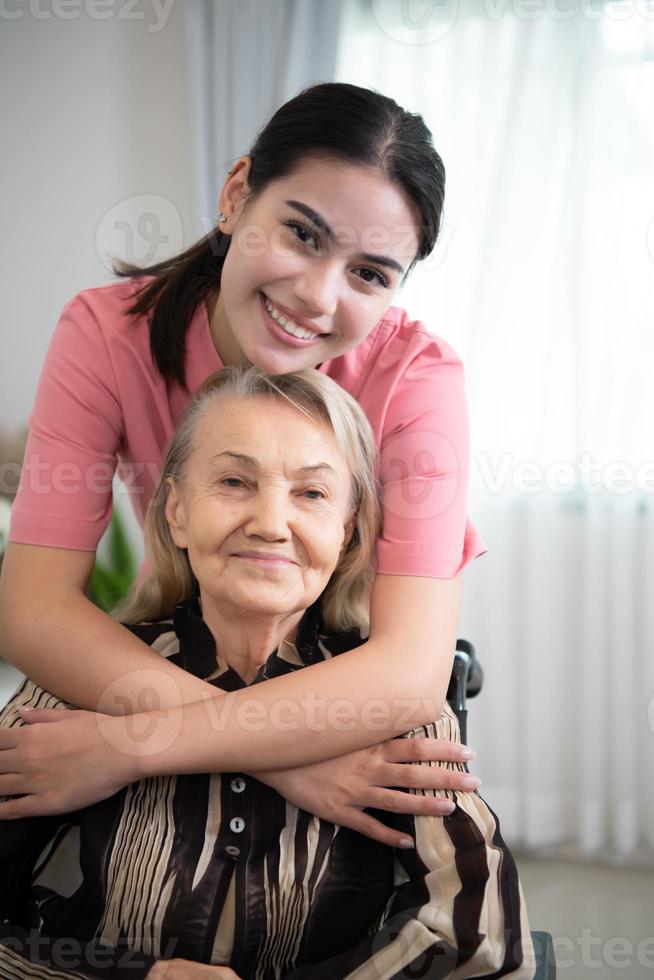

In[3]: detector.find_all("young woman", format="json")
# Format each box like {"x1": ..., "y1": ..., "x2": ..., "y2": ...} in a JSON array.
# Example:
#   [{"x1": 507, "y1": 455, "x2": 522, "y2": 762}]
[
  {"x1": 0, "y1": 83, "x2": 488, "y2": 841},
  {"x1": 0, "y1": 367, "x2": 533, "y2": 980}
]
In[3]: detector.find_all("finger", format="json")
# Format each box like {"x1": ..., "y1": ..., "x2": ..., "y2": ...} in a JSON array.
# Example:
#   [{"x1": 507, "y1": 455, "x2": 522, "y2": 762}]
[
  {"x1": 0, "y1": 795, "x2": 44, "y2": 820},
  {"x1": 334, "y1": 808, "x2": 418, "y2": 849},
  {"x1": 0, "y1": 729, "x2": 18, "y2": 749},
  {"x1": 0, "y1": 773, "x2": 33, "y2": 795},
  {"x1": 365, "y1": 786, "x2": 457, "y2": 816},
  {"x1": 382, "y1": 737, "x2": 474, "y2": 765},
  {"x1": 380, "y1": 761, "x2": 480, "y2": 794},
  {"x1": 17, "y1": 707, "x2": 71, "y2": 724},
  {"x1": 0, "y1": 749, "x2": 21, "y2": 774}
]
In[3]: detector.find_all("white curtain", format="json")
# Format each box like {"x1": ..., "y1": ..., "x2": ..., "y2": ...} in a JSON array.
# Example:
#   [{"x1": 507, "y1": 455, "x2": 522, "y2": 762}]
[
  {"x1": 183, "y1": 0, "x2": 345, "y2": 227},
  {"x1": 336, "y1": 1, "x2": 654, "y2": 865}
]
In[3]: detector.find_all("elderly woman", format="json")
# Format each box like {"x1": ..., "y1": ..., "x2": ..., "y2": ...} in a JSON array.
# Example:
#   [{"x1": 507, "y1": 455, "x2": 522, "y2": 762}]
[{"x1": 0, "y1": 367, "x2": 535, "y2": 979}]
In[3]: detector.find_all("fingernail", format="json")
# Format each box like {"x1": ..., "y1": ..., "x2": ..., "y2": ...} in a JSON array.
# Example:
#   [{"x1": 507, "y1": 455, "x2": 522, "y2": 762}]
[
  {"x1": 18, "y1": 706, "x2": 34, "y2": 713},
  {"x1": 460, "y1": 747, "x2": 476, "y2": 759},
  {"x1": 398, "y1": 837, "x2": 415, "y2": 849},
  {"x1": 442, "y1": 802, "x2": 456, "y2": 814},
  {"x1": 462, "y1": 776, "x2": 482, "y2": 789}
]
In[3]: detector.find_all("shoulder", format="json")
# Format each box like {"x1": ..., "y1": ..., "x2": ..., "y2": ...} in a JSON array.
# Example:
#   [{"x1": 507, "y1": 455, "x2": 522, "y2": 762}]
[
  {"x1": 55, "y1": 277, "x2": 154, "y2": 347},
  {"x1": 376, "y1": 305, "x2": 464, "y2": 366},
  {"x1": 325, "y1": 305, "x2": 465, "y2": 406}
]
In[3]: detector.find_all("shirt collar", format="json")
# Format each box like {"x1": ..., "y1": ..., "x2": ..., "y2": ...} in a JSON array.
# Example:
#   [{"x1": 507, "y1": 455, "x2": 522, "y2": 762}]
[{"x1": 171, "y1": 596, "x2": 359, "y2": 689}]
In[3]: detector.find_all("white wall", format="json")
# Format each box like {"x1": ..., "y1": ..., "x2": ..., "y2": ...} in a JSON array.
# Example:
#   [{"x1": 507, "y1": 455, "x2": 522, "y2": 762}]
[
  {"x1": 0, "y1": 0, "x2": 201, "y2": 557},
  {"x1": 0, "y1": 1, "x2": 197, "y2": 434}
]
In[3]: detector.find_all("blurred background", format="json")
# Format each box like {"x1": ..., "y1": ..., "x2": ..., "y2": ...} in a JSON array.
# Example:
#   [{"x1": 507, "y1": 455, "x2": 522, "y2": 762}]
[{"x1": 1, "y1": 1, "x2": 653, "y2": 974}]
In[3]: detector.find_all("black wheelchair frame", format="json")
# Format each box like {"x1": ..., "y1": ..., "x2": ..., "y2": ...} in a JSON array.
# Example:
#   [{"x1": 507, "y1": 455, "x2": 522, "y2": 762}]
[{"x1": 447, "y1": 640, "x2": 557, "y2": 980}]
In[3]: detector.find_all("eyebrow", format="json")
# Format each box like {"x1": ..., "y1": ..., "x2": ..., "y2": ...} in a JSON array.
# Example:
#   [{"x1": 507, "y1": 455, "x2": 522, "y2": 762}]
[
  {"x1": 212, "y1": 451, "x2": 338, "y2": 479},
  {"x1": 285, "y1": 199, "x2": 406, "y2": 277}
]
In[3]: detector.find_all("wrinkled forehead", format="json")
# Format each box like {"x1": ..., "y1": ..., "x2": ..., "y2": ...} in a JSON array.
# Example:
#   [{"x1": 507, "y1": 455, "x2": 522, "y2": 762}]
[{"x1": 190, "y1": 394, "x2": 353, "y2": 489}]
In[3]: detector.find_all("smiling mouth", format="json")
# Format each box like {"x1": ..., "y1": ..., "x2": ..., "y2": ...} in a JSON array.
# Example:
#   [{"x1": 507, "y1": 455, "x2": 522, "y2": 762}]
[
  {"x1": 260, "y1": 292, "x2": 327, "y2": 341},
  {"x1": 232, "y1": 552, "x2": 295, "y2": 565}
]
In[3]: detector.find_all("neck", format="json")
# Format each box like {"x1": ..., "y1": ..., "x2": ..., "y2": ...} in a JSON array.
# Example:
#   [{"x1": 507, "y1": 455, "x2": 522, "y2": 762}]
[
  {"x1": 205, "y1": 291, "x2": 247, "y2": 367},
  {"x1": 198, "y1": 589, "x2": 305, "y2": 684}
]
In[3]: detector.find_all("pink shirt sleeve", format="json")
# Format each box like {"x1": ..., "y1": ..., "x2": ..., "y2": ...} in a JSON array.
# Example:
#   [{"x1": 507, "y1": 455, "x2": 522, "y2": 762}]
[
  {"x1": 9, "y1": 293, "x2": 122, "y2": 551},
  {"x1": 373, "y1": 332, "x2": 487, "y2": 579}
]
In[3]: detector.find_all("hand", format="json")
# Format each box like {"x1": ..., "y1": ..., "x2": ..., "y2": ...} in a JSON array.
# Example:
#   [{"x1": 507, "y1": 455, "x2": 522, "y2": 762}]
[
  {"x1": 0, "y1": 706, "x2": 141, "y2": 818},
  {"x1": 256, "y1": 736, "x2": 479, "y2": 848},
  {"x1": 148, "y1": 960, "x2": 241, "y2": 978}
]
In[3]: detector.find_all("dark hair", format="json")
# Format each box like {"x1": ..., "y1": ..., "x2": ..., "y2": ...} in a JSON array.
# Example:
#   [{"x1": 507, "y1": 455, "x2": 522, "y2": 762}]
[{"x1": 114, "y1": 82, "x2": 446, "y2": 388}]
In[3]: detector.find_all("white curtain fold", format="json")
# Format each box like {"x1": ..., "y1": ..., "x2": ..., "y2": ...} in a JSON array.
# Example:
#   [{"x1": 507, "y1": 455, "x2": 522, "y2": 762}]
[
  {"x1": 336, "y1": 0, "x2": 654, "y2": 865},
  {"x1": 183, "y1": 0, "x2": 345, "y2": 227}
]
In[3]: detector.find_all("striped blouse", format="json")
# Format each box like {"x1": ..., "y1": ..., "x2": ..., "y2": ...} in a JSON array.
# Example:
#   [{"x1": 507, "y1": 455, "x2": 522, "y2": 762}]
[{"x1": 0, "y1": 598, "x2": 536, "y2": 979}]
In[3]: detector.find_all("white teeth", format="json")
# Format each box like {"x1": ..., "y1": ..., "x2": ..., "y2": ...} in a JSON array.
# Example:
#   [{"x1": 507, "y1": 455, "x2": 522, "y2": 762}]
[{"x1": 264, "y1": 296, "x2": 318, "y2": 341}]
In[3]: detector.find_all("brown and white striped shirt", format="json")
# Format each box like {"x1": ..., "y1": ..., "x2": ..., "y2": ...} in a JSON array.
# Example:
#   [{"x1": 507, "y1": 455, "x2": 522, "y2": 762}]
[{"x1": 0, "y1": 598, "x2": 536, "y2": 979}]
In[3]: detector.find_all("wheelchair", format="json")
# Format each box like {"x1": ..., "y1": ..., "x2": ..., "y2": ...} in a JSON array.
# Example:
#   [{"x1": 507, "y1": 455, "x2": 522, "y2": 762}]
[{"x1": 447, "y1": 640, "x2": 556, "y2": 980}]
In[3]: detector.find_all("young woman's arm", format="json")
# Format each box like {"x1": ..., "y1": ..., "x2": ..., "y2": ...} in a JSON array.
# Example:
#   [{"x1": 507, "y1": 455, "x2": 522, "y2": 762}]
[
  {"x1": 0, "y1": 543, "x2": 228, "y2": 711},
  {"x1": 0, "y1": 546, "x2": 464, "y2": 826},
  {"x1": 1, "y1": 544, "x2": 460, "y2": 752},
  {"x1": 0, "y1": 543, "x2": 461, "y2": 724}
]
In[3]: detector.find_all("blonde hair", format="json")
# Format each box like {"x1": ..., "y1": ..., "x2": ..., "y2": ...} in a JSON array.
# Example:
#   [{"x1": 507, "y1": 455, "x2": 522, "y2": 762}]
[{"x1": 116, "y1": 365, "x2": 382, "y2": 634}]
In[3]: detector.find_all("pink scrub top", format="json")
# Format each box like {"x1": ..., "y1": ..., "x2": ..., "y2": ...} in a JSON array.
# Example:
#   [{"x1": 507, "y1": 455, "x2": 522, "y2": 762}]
[{"x1": 9, "y1": 279, "x2": 487, "y2": 578}]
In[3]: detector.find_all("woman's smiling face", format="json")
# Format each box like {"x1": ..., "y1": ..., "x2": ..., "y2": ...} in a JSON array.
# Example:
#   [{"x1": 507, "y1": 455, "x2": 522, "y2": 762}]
[
  {"x1": 210, "y1": 155, "x2": 421, "y2": 374},
  {"x1": 165, "y1": 394, "x2": 355, "y2": 618}
]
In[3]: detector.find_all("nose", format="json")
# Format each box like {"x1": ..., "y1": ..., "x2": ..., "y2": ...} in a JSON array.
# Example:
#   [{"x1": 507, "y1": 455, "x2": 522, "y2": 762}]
[
  {"x1": 293, "y1": 258, "x2": 339, "y2": 318},
  {"x1": 244, "y1": 487, "x2": 293, "y2": 543}
]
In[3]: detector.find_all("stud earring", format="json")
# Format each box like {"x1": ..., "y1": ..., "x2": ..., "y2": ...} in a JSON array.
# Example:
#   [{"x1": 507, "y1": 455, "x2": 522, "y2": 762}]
[{"x1": 218, "y1": 211, "x2": 227, "y2": 223}]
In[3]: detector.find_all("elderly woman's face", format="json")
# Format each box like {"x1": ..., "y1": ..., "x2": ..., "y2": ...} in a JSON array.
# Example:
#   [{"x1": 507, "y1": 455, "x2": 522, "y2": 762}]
[{"x1": 166, "y1": 396, "x2": 355, "y2": 617}]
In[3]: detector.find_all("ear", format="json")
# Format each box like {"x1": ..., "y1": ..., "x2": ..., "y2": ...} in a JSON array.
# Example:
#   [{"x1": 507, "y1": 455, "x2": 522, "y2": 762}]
[
  {"x1": 340, "y1": 515, "x2": 356, "y2": 555},
  {"x1": 165, "y1": 479, "x2": 189, "y2": 549},
  {"x1": 217, "y1": 156, "x2": 252, "y2": 233}
]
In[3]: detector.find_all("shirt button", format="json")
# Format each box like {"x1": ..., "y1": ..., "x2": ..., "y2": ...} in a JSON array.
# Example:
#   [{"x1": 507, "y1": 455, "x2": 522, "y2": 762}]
[
  {"x1": 225, "y1": 845, "x2": 240, "y2": 858},
  {"x1": 230, "y1": 777, "x2": 246, "y2": 793},
  {"x1": 229, "y1": 816, "x2": 245, "y2": 834}
]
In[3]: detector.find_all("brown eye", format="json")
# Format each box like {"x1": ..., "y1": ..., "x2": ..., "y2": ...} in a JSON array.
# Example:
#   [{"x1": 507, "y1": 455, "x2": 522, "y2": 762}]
[
  {"x1": 284, "y1": 220, "x2": 319, "y2": 250},
  {"x1": 355, "y1": 266, "x2": 389, "y2": 288}
]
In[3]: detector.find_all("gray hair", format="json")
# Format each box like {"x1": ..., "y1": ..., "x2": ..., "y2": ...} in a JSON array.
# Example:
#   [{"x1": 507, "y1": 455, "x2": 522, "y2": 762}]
[{"x1": 116, "y1": 365, "x2": 382, "y2": 634}]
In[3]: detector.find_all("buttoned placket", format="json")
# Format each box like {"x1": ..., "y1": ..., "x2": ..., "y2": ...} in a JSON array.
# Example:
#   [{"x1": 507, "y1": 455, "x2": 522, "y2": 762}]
[{"x1": 223, "y1": 773, "x2": 248, "y2": 860}]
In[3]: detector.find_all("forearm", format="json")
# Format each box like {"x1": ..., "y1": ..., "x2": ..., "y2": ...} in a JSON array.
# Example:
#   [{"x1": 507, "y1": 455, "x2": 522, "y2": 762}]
[
  {"x1": 3, "y1": 560, "x2": 459, "y2": 779},
  {"x1": 0, "y1": 585, "x2": 221, "y2": 714},
  {"x1": 124, "y1": 574, "x2": 460, "y2": 778},
  {"x1": 123, "y1": 631, "x2": 444, "y2": 780}
]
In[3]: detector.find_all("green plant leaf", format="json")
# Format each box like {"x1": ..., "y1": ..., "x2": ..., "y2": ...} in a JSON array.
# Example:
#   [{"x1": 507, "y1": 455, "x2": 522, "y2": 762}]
[{"x1": 89, "y1": 509, "x2": 136, "y2": 613}]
